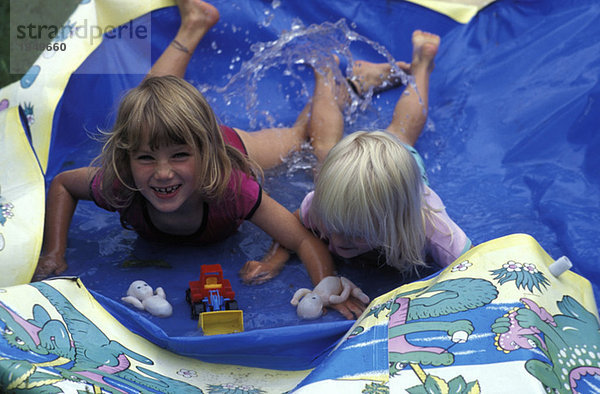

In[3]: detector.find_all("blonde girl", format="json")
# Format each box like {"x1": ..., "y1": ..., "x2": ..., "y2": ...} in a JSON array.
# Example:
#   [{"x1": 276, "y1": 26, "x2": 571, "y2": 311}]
[
  {"x1": 242, "y1": 30, "x2": 471, "y2": 284},
  {"x1": 304, "y1": 131, "x2": 471, "y2": 275}
]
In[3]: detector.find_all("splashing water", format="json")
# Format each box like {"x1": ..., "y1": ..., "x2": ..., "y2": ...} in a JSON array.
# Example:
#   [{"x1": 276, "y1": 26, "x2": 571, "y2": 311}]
[
  {"x1": 199, "y1": 19, "x2": 411, "y2": 173},
  {"x1": 200, "y1": 19, "x2": 408, "y2": 124}
]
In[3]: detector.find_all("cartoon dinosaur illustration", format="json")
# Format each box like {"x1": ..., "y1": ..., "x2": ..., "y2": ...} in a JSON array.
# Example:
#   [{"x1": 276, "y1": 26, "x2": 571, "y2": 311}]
[
  {"x1": 386, "y1": 278, "x2": 498, "y2": 372},
  {"x1": 492, "y1": 298, "x2": 554, "y2": 352},
  {"x1": 362, "y1": 381, "x2": 389, "y2": 393},
  {"x1": 492, "y1": 296, "x2": 600, "y2": 393},
  {"x1": 0, "y1": 281, "x2": 201, "y2": 392}
]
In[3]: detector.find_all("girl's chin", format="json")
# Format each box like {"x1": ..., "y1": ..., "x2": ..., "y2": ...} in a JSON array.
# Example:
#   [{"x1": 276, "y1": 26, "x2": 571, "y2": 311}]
[
  {"x1": 146, "y1": 195, "x2": 183, "y2": 213},
  {"x1": 335, "y1": 249, "x2": 360, "y2": 259}
]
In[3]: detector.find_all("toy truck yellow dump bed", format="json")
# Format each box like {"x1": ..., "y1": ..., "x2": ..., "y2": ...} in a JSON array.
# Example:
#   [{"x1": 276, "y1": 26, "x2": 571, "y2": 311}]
[{"x1": 199, "y1": 310, "x2": 244, "y2": 336}]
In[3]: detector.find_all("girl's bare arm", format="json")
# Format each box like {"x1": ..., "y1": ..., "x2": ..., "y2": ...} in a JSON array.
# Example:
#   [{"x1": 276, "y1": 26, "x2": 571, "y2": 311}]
[{"x1": 34, "y1": 167, "x2": 96, "y2": 280}]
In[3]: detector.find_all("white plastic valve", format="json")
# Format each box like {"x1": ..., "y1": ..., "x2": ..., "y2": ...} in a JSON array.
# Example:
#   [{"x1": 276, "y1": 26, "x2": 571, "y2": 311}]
[{"x1": 549, "y1": 256, "x2": 572, "y2": 277}]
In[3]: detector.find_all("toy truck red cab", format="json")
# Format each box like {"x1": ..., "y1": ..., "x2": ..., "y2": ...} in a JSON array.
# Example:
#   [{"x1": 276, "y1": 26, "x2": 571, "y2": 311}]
[{"x1": 186, "y1": 264, "x2": 239, "y2": 319}]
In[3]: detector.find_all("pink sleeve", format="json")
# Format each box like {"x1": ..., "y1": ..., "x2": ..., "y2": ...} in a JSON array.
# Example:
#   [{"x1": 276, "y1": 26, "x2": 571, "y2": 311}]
[
  {"x1": 232, "y1": 170, "x2": 262, "y2": 220},
  {"x1": 423, "y1": 185, "x2": 471, "y2": 267},
  {"x1": 299, "y1": 191, "x2": 315, "y2": 229}
]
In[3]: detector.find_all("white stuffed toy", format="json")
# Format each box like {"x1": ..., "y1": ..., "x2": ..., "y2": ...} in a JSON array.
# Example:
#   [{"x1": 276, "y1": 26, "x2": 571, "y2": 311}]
[
  {"x1": 122, "y1": 280, "x2": 173, "y2": 318},
  {"x1": 291, "y1": 276, "x2": 370, "y2": 320}
]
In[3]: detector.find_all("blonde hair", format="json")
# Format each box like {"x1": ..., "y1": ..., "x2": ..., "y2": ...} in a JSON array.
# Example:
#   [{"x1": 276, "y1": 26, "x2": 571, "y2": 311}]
[
  {"x1": 93, "y1": 75, "x2": 258, "y2": 208},
  {"x1": 309, "y1": 131, "x2": 427, "y2": 274}
]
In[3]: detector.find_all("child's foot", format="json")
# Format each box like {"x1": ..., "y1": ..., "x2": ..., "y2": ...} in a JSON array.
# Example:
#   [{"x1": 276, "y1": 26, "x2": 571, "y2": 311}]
[
  {"x1": 349, "y1": 60, "x2": 410, "y2": 97},
  {"x1": 348, "y1": 30, "x2": 440, "y2": 97},
  {"x1": 409, "y1": 30, "x2": 440, "y2": 76},
  {"x1": 177, "y1": 0, "x2": 220, "y2": 45}
]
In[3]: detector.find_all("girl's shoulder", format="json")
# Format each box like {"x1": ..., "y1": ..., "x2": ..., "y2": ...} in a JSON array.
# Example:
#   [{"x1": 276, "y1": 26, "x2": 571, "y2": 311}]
[
  {"x1": 89, "y1": 167, "x2": 128, "y2": 211},
  {"x1": 299, "y1": 191, "x2": 315, "y2": 228},
  {"x1": 220, "y1": 169, "x2": 262, "y2": 219},
  {"x1": 422, "y1": 185, "x2": 444, "y2": 207}
]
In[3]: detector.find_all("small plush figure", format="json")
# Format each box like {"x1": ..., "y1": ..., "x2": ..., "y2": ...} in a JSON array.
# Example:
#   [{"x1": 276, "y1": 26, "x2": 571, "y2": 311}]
[
  {"x1": 122, "y1": 280, "x2": 173, "y2": 318},
  {"x1": 291, "y1": 276, "x2": 370, "y2": 320}
]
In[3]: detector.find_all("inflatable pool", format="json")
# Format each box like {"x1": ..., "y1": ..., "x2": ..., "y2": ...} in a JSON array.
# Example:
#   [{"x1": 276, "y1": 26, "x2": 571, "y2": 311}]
[{"x1": 1, "y1": 0, "x2": 599, "y2": 392}]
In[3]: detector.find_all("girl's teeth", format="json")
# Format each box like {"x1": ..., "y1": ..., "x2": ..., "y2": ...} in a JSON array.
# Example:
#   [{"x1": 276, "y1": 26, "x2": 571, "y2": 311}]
[{"x1": 154, "y1": 185, "x2": 180, "y2": 193}]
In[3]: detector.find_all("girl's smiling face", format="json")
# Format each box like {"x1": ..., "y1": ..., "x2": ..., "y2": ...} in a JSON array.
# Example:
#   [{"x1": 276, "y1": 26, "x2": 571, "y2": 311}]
[{"x1": 129, "y1": 141, "x2": 200, "y2": 214}]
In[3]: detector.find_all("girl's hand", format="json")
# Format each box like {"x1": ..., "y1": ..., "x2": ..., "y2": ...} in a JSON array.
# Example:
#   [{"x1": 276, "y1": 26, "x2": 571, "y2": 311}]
[
  {"x1": 33, "y1": 253, "x2": 68, "y2": 281},
  {"x1": 239, "y1": 260, "x2": 282, "y2": 285},
  {"x1": 329, "y1": 296, "x2": 368, "y2": 320},
  {"x1": 239, "y1": 241, "x2": 290, "y2": 285},
  {"x1": 249, "y1": 193, "x2": 336, "y2": 286}
]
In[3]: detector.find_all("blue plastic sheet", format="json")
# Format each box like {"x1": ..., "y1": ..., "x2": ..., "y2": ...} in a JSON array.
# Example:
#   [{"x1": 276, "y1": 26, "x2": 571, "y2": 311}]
[{"x1": 43, "y1": 0, "x2": 600, "y2": 370}]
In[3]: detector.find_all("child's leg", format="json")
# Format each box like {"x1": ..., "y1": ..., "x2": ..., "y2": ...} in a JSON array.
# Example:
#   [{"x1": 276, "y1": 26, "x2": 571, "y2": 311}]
[
  {"x1": 309, "y1": 56, "x2": 415, "y2": 162},
  {"x1": 234, "y1": 104, "x2": 311, "y2": 170},
  {"x1": 148, "y1": 0, "x2": 220, "y2": 78},
  {"x1": 237, "y1": 57, "x2": 348, "y2": 169},
  {"x1": 385, "y1": 30, "x2": 440, "y2": 147},
  {"x1": 307, "y1": 58, "x2": 349, "y2": 163}
]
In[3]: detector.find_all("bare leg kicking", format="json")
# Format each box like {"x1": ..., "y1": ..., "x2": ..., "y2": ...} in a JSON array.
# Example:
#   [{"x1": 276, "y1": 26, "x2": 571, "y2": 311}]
[
  {"x1": 143, "y1": 1, "x2": 311, "y2": 170},
  {"x1": 148, "y1": 0, "x2": 220, "y2": 78},
  {"x1": 235, "y1": 105, "x2": 312, "y2": 170},
  {"x1": 307, "y1": 57, "x2": 349, "y2": 163},
  {"x1": 386, "y1": 30, "x2": 440, "y2": 147}
]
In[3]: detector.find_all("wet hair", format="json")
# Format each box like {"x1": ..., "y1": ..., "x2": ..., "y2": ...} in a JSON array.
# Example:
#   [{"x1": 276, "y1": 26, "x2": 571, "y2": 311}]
[
  {"x1": 93, "y1": 75, "x2": 258, "y2": 208},
  {"x1": 309, "y1": 131, "x2": 428, "y2": 274}
]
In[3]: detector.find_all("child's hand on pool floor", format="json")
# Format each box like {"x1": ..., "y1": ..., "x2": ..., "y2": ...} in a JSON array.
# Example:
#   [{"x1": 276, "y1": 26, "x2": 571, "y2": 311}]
[
  {"x1": 33, "y1": 253, "x2": 68, "y2": 281},
  {"x1": 240, "y1": 242, "x2": 290, "y2": 285},
  {"x1": 239, "y1": 258, "x2": 285, "y2": 285}
]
